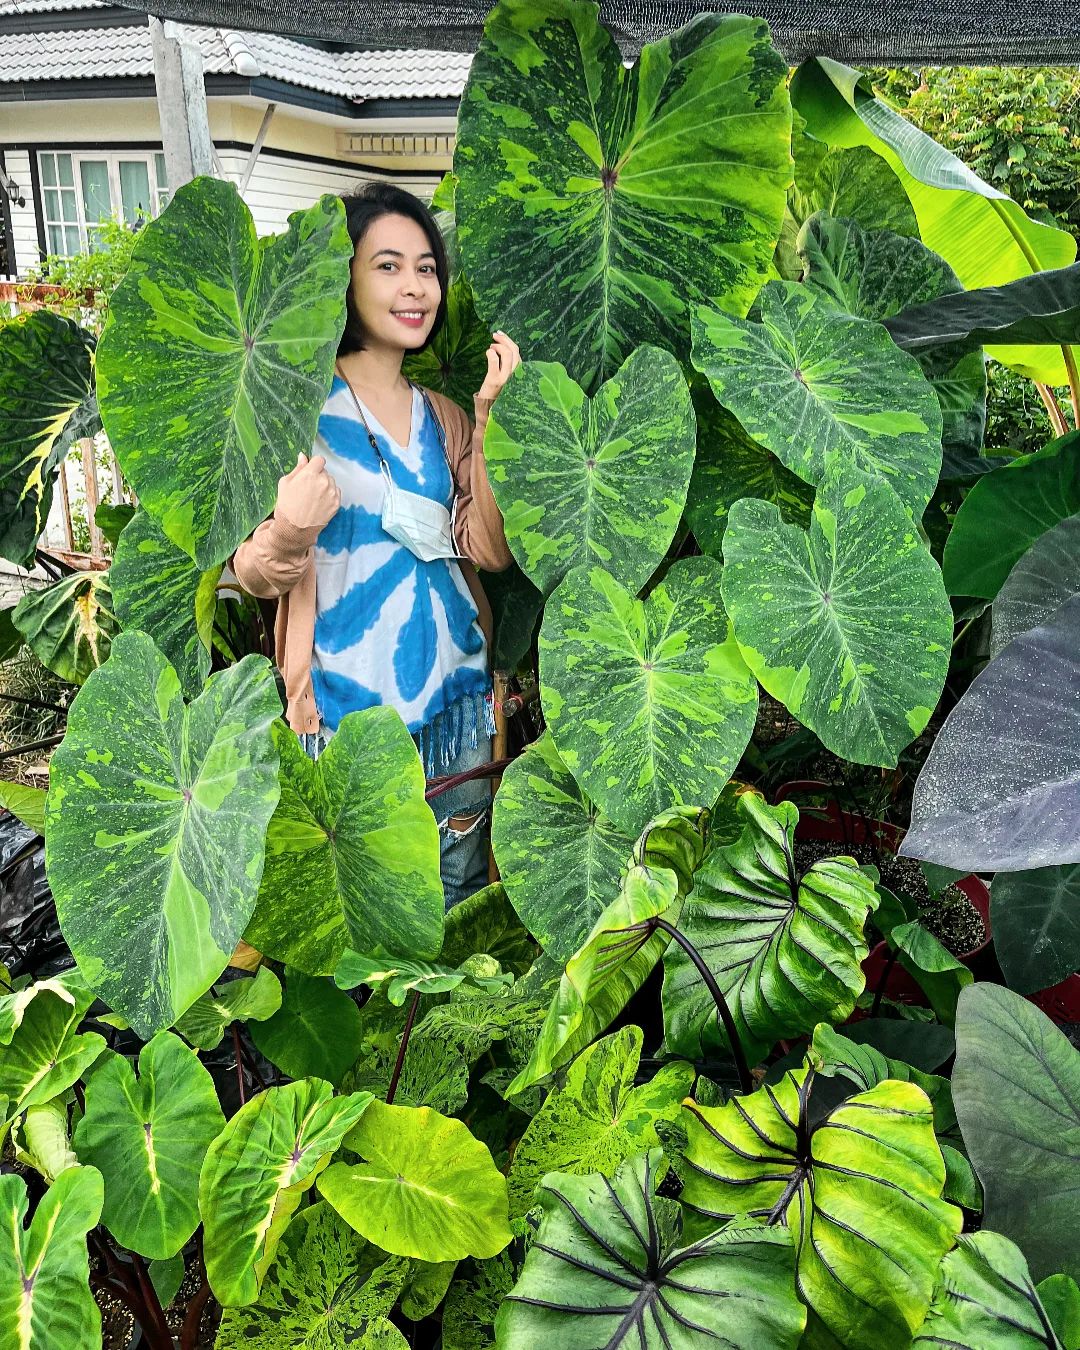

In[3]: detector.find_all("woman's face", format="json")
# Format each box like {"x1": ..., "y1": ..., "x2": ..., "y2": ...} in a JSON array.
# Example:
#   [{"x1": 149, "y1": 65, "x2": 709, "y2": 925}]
[{"x1": 349, "y1": 212, "x2": 442, "y2": 353}]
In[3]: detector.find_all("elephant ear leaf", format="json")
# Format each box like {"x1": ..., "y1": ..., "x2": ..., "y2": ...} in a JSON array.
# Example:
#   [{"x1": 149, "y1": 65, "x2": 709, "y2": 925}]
[
  {"x1": 110, "y1": 509, "x2": 222, "y2": 699},
  {"x1": 0, "y1": 310, "x2": 95, "y2": 569},
  {"x1": 402, "y1": 273, "x2": 490, "y2": 415},
  {"x1": 0, "y1": 986, "x2": 106, "y2": 1124},
  {"x1": 13, "y1": 571, "x2": 117, "y2": 686},
  {"x1": 244, "y1": 708, "x2": 443, "y2": 977},
  {"x1": 991, "y1": 513, "x2": 1080, "y2": 658},
  {"x1": 317, "y1": 1099, "x2": 512, "y2": 1263},
  {"x1": 173, "y1": 965, "x2": 282, "y2": 1051},
  {"x1": 682, "y1": 1068, "x2": 961, "y2": 1350},
  {"x1": 199, "y1": 1079, "x2": 373, "y2": 1307},
  {"x1": 73, "y1": 1032, "x2": 224, "y2": 1260},
  {"x1": 216, "y1": 1201, "x2": 411, "y2": 1350},
  {"x1": 96, "y1": 178, "x2": 352, "y2": 569},
  {"x1": 722, "y1": 455, "x2": 953, "y2": 767},
  {"x1": 456, "y1": 0, "x2": 791, "y2": 391},
  {"x1": 913, "y1": 1231, "x2": 1071, "y2": 1348},
  {"x1": 540, "y1": 558, "x2": 758, "y2": 838},
  {"x1": 692, "y1": 280, "x2": 943, "y2": 517},
  {"x1": 44, "y1": 632, "x2": 283, "y2": 1038},
  {"x1": 483, "y1": 346, "x2": 696, "y2": 596},
  {"x1": 663, "y1": 794, "x2": 878, "y2": 1061},
  {"x1": 498, "y1": 1149, "x2": 806, "y2": 1348},
  {"x1": 505, "y1": 808, "x2": 708, "y2": 1098},
  {"x1": 0, "y1": 1165, "x2": 104, "y2": 1350}
]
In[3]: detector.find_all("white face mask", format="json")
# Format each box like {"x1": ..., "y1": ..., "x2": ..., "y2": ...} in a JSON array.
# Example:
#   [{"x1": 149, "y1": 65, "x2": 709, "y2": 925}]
[{"x1": 337, "y1": 368, "x2": 460, "y2": 564}]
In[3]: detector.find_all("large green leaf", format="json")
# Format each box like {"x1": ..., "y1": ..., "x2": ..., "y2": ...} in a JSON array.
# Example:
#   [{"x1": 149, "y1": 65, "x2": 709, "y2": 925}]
[
  {"x1": 455, "y1": 0, "x2": 791, "y2": 392},
  {"x1": 317, "y1": 1100, "x2": 512, "y2": 1262},
  {"x1": 215, "y1": 1200, "x2": 411, "y2": 1350},
  {"x1": 0, "y1": 311, "x2": 95, "y2": 569},
  {"x1": 691, "y1": 280, "x2": 943, "y2": 517},
  {"x1": 45, "y1": 633, "x2": 282, "y2": 1038},
  {"x1": 684, "y1": 388, "x2": 812, "y2": 557},
  {"x1": 796, "y1": 213, "x2": 987, "y2": 476},
  {"x1": 96, "y1": 178, "x2": 351, "y2": 569},
  {"x1": 663, "y1": 794, "x2": 878, "y2": 1060},
  {"x1": 73, "y1": 1031, "x2": 224, "y2": 1258},
  {"x1": 774, "y1": 133, "x2": 918, "y2": 279},
  {"x1": 0, "y1": 781, "x2": 46, "y2": 836},
  {"x1": 682, "y1": 1069, "x2": 962, "y2": 1348},
  {"x1": 952, "y1": 983, "x2": 1080, "y2": 1281},
  {"x1": 506, "y1": 1024, "x2": 693, "y2": 1217},
  {"x1": 476, "y1": 562, "x2": 543, "y2": 671},
  {"x1": 943, "y1": 433, "x2": 1080, "y2": 600},
  {"x1": 540, "y1": 557, "x2": 758, "y2": 837},
  {"x1": 913, "y1": 1231, "x2": 1072, "y2": 1349},
  {"x1": 200, "y1": 1078, "x2": 373, "y2": 1306},
  {"x1": 901, "y1": 594, "x2": 1080, "y2": 871},
  {"x1": 0, "y1": 605, "x2": 24, "y2": 663},
  {"x1": 173, "y1": 965, "x2": 282, "y2": 1050},
  {"x1": 992, "y1": 865, "x2": 1080, "y2": 995},
  {"x1": 890, "y1": 920, "x2": 973, "y2": 1026},
  {"x1": 245, "y1": 710, "x2": 442, "y2": 976},
  {"x1": 442, "y1": 1253, "x2": 515, "y2": 1350},
  {"x1": 491, "y1": 730, "x2": 635, "y2": 965},
  {"x1": 110, "y1": 509, "x2": 222, "y2": 699},
  {"x1": 0, "y1": 1166, "x2": 104, "y2": 1350},
  {"x1": 12, "y1": 571, "x2": 117, "y2": 686},
  {"x1": 402, "y1": 274, "x2": 490, "y2": 415},
  {"x1": 250, "y1": 968, "x2": 364, "y2": 1088},
  {"x1": 498, "y1": 1149, "x2": 805, "y2": 1348},
  {"x1": 439, "y1": 880, "x2": 537, "y2": 976},
  {"x1": 484, "y1": 347, "x2": 695, "y2": 595},
  {"x1": 722, "y1": 455, "x2": 952, "y2": 766},
  {"x1": 992, "y1": 513, "x2": 1080, "y2": 657},
  {"x1": 0, "y1": 970, "x2": 94, "y2": 1048},
  {"x1": 506, "y1": 860, "x2": 681, "y2": 1096},
  {"x1": 790, "y1": 56, "x2": 1078, "y2": 384},
  {"x1": 0, "y1": 986, "x2": 105, "y2": 1124}
]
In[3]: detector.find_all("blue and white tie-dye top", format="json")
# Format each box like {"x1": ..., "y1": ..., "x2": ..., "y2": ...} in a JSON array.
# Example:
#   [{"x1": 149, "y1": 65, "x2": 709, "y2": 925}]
[{"x1": 310, "y1": 377, "x2": 490, "y2": 769}]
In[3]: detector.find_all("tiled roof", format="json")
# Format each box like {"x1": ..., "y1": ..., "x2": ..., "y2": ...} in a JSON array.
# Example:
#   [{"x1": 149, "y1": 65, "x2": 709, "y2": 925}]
[{"x1": 0, "y1": 2, "x2": 473, "y2": 98}]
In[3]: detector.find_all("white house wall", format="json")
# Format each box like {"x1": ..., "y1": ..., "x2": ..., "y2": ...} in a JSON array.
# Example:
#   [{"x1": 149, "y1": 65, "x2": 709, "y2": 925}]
[{"x1": 4, "y1": 149, "x2": 40, "y2": 278}]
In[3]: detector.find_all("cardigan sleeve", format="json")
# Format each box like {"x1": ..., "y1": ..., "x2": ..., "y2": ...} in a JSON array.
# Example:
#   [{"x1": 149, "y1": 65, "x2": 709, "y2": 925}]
[
  {"x1": 231, "y1": 509, "x2": 323, "y2": 599},
  {"x1": 450, "y1": 393, "x2": 513, "y2": 573}
]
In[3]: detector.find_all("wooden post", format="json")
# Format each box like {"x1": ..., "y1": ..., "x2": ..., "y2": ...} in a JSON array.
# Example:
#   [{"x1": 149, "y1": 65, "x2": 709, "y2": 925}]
[
  {"x1": 81, "y1": 437, "x2": 103, "y2": 558},
  {"x1": 149, "y1": 16, "x2": 216, "y2": 192},
  {"x1": 488, "y1": 670, "x2": 511, "y2": 883},
  {"x1": 58, "y1": 459, "x2": 74, "y2": 552}
]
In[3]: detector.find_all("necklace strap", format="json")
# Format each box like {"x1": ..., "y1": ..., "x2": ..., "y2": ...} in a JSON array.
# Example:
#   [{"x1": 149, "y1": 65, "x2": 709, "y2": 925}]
[{"x1": 334, "y1": 363, "x2": 453, "y2": 481}]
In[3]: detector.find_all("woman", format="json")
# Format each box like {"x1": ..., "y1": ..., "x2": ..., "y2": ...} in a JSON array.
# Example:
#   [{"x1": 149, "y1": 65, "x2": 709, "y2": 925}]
[{"x1": 233, "y1": 181, "x2": 518, "y2": 908}]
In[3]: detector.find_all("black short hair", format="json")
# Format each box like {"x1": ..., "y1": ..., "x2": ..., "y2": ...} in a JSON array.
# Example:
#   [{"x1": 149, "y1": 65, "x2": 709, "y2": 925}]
[{"x1": 337, "y1": 181, "x2": 449, "y2": 357}]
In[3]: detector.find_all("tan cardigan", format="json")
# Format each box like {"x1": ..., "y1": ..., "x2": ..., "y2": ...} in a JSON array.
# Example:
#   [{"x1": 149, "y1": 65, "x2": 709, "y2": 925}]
[{"x1": 232, "y1": 388, "x2": 512, "y2": 735}]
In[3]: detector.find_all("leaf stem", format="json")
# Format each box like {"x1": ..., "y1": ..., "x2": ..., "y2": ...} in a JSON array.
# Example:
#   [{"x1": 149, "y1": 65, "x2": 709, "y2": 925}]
[
  {"x1": 1036, "y1": 382, "x2": 1070, "y2": 437},
  {"x1": 650, "y1": 918, "x2": 752, "y2": 1096},
  {"x1": 232, "y1": 1022, "x2": 246, "y2": 1107},
  {"x1": 130, "y1": 1251, "x2": 172, "y2": 1348},
  {"x1": 386, "y1": 990, "x2": 421, "y2": 1105}
]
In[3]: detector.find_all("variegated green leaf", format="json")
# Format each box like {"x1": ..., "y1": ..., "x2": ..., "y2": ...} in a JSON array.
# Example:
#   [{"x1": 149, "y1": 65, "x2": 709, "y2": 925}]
[
  {"x1": 682, "y1": 1069, "x2": 962, "y2": 1349},
  {"x1": 455, "y1": 0, "x2": 791, "y2": 392},
  {"x1": 244, "y1": 710, "x2": 443, "y2": 976},
  {"x1": 692, "y1": 280, "x2": 943, "y2": 517},
  {"x1": 73, "y1": 1031, "x2": 224, "y2": 1259},
  {"x1": 491, "y1": 731, "x2": 636, "y2": 965},
  {"x1": 506, "y1": 1024, "x2": 693, "y2": 1218},
  {"x1": 318, "y1": 1100, "x2": 512, "y2": 1263},
  {"x1": 0, "y1": 311, "x2": 95, "y2": 569},
  {"x1": 913, "y1": 1232, "x2": 1071, "y2": 1349},
  {"x1": 173, "y1": 965, "x2": 282, "y2": 1050},
  {"x1": 484, "y1": 347, "x2": 695, "y2": 595},
  {"x1": 663, "y1": 794, "x2": 878, "y2": 1060},
  {"x1": 540, "y1": 558, "x2": 758, "y2": 838},
  {"x1": 0, "y1": 986, "x2": 105, "y2": 1124},
  {"x1": 797, "y1": 213, "x2": 987, "y2": 478},
  {"x1": 96, "y1": 178, "x2": 351, "y2": 569},
  {"x1": 722, "y1": 456, "x2": 952, "y2": 766},
  {"x1": 13, "y1": 570, "x2": 117, "y2": 686},
  {"x1": 200, "y1": 1078, "x2": 373, "y2": 1307},
  {"x1": 402, "y1": 274, "x2": 490, "y2": 416},
  {"x1": 110, "y1": 509, "x2": 222, "y2": 699},
  {"x1": 44, "y1": 632, "x2": 282, "y2": 1038},
  {"x1": 215, "y1": 1200, "x2": 411, "y2": 1349},
  {"x1": 0, "y1": 1166, "x2": 104, "y2": 1350},
  {"x1": 497, "y1": 1150, "x2": 805, "y2": 1348},
  {"x1": 0, "y1": 970, "x2": 94, "y2": 1048},
  {"x1": 249, "y1": 968, "x2": 364, "y2": 1088},
  {"x1": 685, "y1": 386, "x2": 813, "y2": 557}
]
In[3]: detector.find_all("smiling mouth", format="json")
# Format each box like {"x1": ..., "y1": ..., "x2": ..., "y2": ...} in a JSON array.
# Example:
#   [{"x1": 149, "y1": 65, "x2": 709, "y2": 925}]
[{"x1": 392, "y1": 310, "x2": 427, "y2": 320}]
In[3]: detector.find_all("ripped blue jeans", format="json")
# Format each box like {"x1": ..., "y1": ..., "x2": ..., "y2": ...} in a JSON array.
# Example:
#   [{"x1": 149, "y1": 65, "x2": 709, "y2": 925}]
[{"x1": 300, "y1": 721, "x2": 492, "y2": 913}]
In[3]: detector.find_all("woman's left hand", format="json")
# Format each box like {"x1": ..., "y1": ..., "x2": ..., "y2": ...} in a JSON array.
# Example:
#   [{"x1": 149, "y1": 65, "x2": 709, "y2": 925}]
[{"x1": 478, "y1": 331, "x2": 521, "y2": 401}]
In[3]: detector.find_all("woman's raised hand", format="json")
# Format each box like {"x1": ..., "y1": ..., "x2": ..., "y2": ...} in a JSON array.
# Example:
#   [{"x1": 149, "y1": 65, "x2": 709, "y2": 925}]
[
  {"x1": 478, "y1": 331, "x2": 522, "y2": 401},
  {"x1": 275, "y1": 452, "x2": 342, "y2": 532}
]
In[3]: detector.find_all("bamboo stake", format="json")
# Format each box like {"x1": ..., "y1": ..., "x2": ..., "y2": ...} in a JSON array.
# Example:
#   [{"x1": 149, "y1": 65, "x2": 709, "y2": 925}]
[
  {"x1": 1036, "y1": 382, "x2": 1069, "y2": 438},
  {"x1": 488, "y1": 670, "x2": 510, "y2": 883}
]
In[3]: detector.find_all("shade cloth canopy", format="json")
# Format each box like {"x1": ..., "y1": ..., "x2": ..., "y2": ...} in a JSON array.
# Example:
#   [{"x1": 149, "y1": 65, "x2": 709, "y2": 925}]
[{"x1": 120, "y1": 1, "x2": 1080, "y2": 62}]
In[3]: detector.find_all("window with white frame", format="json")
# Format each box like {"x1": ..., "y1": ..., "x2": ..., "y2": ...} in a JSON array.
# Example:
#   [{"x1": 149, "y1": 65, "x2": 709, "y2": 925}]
[{"x1": 39, "y1": 151, "x2": 170, "y2": 257}]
